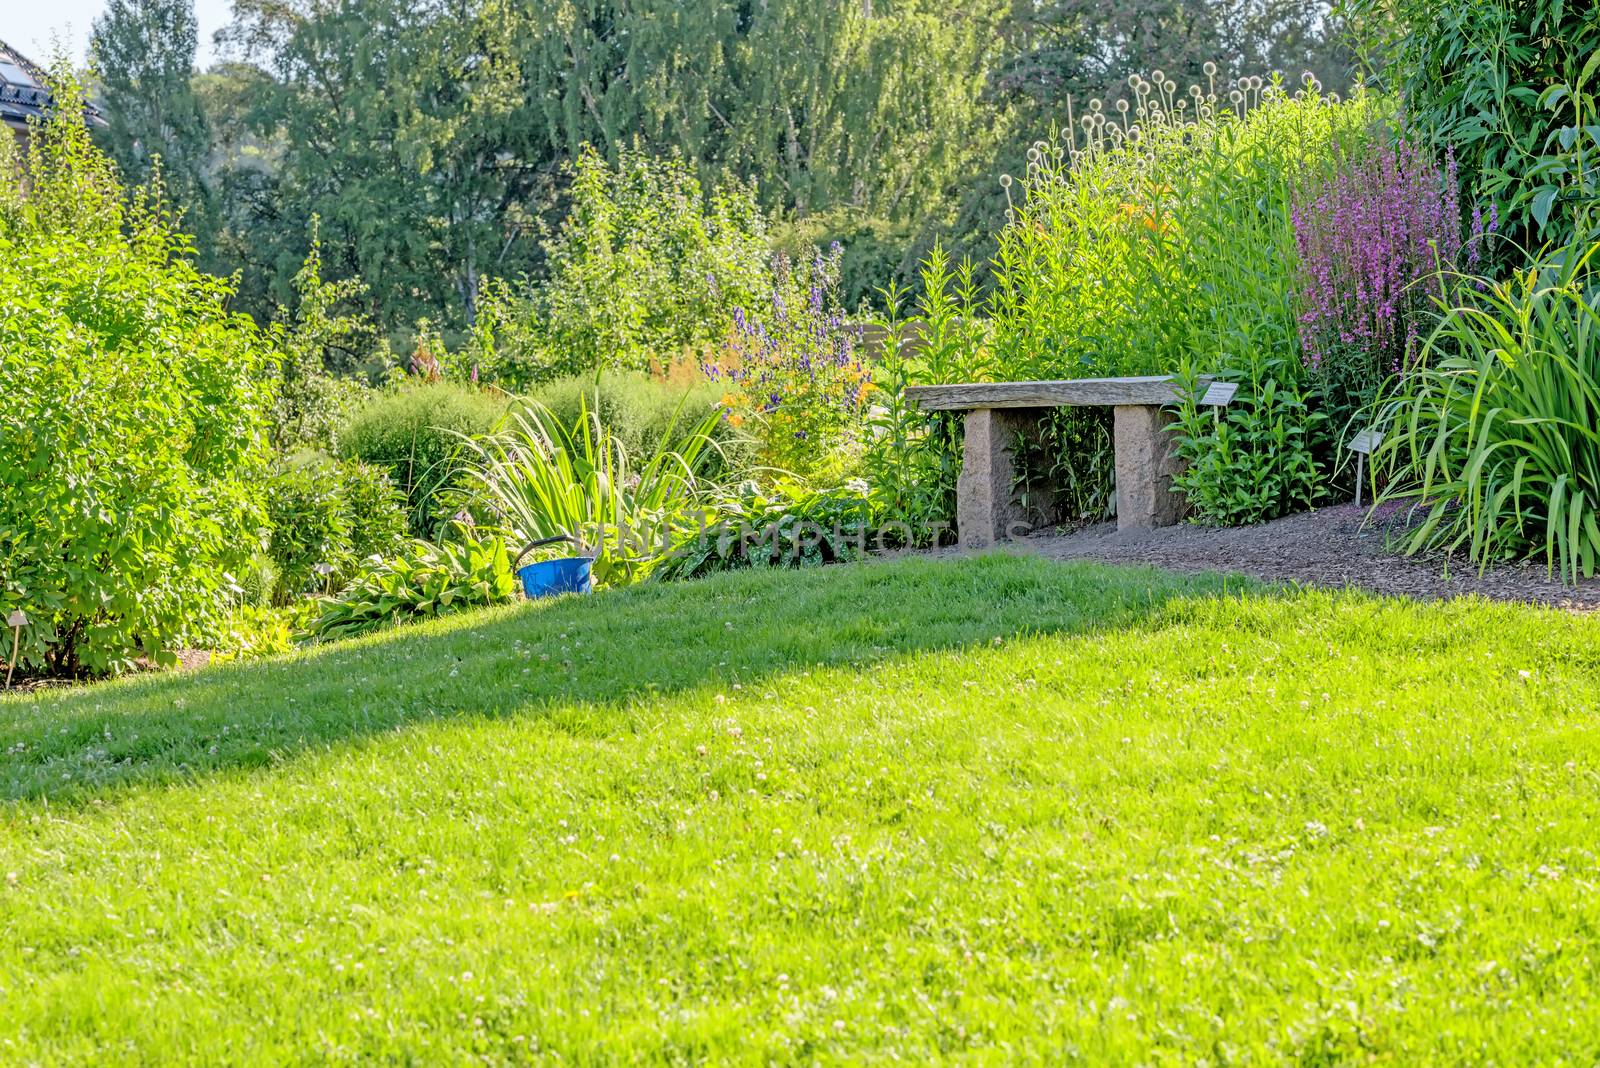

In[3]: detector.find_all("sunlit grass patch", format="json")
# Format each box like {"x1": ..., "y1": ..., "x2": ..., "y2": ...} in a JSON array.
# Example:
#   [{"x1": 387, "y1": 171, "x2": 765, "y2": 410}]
[{"x1": 3, "y1": 555, "x2": 1599, "y2": 1063}]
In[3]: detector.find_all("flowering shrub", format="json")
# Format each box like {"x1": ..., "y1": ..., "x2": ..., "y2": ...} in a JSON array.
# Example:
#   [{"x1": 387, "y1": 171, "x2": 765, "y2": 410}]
[
  {"x1": 706, "y1": 246, "x2": 873, "y2": 481},
  {"x1": 1292, "y1": 138, "x2": 1476, "y2": 379},
  {"x1": 1290, "y1": 135, "x2": 1498, "y2": 463}
]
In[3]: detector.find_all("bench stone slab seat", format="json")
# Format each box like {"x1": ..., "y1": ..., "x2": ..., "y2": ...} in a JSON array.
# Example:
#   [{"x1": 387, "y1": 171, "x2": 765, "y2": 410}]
[{"x1": 905, "y1": 376, "x2": 1201, "y2": 549}]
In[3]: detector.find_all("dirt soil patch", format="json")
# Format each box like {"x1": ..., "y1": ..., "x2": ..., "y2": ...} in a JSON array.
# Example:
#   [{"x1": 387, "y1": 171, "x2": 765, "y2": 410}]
[
  {"x1": 943, "y1": 502, "x2": 1600, "y2": 611},
  {"x1": 3, "y1": 648, "x2": 213, "y2": 695}
]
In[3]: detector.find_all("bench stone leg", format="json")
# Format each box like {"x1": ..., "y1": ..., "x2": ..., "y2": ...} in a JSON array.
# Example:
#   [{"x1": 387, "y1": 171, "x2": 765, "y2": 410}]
[
  {"x1": 1113, "y1": 404, "x2": 1186, "y2": 530},
  {"x1": 957, "y1": 407, "x2": 1039, "y2": 549}
]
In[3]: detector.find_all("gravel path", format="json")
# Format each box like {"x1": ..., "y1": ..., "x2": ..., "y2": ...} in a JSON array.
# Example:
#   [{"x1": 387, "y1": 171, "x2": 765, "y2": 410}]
[{"x1": 939, "y1": 502, "x2": 1600, "y2": 611}]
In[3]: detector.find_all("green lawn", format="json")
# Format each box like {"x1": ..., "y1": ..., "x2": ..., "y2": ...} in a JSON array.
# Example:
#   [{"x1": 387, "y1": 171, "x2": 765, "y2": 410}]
[{"x1": 4, "y1": 555, "x2": 1600, "y2": 1064}]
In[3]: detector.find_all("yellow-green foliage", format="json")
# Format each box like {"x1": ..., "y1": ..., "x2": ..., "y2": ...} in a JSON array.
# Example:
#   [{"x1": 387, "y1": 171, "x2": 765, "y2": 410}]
[
  {"x1": 0, "y1": 70, "x2": 276, "y2": 676},
  {"x1": 988, "y1": 73, "x2": 1381, "y2": 380}
]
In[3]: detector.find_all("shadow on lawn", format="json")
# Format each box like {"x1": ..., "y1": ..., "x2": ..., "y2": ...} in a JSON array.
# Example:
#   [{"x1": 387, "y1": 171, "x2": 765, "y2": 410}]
[{"x1": 0, "y1": 554, "x2": 1264, "y2": 805}]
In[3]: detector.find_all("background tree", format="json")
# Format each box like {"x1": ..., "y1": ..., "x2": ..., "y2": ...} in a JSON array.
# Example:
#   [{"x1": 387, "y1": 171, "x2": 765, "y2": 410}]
[
  {"x1": 221, "y1": 0, "x2": 545, "y2": 331},
  {"x1": 92, "y1": 0, "x2": 1355, "y2": 334},
  {"x1": 190, "y1": 60, "x2": 293, "y2": 317},
  {"x1": 212, "y1": 0, "x2": 1006, "y2": 329},
  {"x1": 90, "y1": 0, "x2": 214, "y2": 242}
]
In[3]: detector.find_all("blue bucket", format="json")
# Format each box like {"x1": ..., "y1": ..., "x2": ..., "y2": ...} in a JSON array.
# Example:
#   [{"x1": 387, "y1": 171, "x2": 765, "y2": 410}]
[
  {"x1": 514, "y1": 535, "x2": 594, "y2": 599},
  {"x1": 517, "y1": 556, "x2": 594, "y2": 599}
]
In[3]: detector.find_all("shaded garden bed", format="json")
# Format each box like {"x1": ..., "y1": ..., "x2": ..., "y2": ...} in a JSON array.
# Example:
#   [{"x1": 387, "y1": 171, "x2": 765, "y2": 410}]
[{"x1": 945, "y1": 503, "x2": 1600, "y2": 611}]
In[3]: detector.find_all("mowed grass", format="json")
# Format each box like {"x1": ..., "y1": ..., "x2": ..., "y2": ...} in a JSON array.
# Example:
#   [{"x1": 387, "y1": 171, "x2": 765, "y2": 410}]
[{"x1": 4, "y1": 555, "x2": 1600, "y2": 1064}]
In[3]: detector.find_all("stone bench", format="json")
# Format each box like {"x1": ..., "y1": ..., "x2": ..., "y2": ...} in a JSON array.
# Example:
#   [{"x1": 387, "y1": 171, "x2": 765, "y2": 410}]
[{"x1": 905, "y1": 376, "x2": 1199, "y2": 548}]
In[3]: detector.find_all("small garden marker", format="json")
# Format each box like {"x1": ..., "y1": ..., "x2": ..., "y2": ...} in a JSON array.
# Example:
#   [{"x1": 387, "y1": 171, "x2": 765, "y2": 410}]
[
  {"x1": 1200, "y1": 380, "x2": 1238, "y2": 429},
  {"x1": 6, "y1": 609, "x2": 26, "y2": 689},
  {"x1": 1347, "y1": 428, "x2": 1383, "y2": 507}
]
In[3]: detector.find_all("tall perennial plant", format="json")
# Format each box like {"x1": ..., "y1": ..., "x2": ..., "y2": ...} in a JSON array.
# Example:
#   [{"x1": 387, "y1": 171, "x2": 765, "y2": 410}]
[
  {"x1": 705, "y1": 246, "x2": 873, "y2": 481},
  {"x1": 1294, "y1": 140, "x2": 1462, "y2": 373},
  {"x1": 872, "y1": 71, "x2": 1379, "y2": 530}
]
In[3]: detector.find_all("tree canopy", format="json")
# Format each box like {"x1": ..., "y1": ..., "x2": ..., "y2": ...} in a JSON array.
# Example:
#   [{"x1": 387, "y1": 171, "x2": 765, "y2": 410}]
[{"x1": 90, "y1": 0, "x2": 1351, "y2": 333}]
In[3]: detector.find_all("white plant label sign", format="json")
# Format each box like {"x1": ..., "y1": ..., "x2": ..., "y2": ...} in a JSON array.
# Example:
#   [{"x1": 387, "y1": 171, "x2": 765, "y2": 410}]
[
  {"x1": 1347, "y1": 428, "x2": 1383, "y2": 455},
  {"x1": 1347, "y1": 427, "x2": 1383, "y2": 507}
]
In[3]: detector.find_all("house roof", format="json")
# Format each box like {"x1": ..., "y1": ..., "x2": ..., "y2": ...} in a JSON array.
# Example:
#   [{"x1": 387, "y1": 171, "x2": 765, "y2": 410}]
[{"x1": 0, "y1": 38, "x2": 105, "y2": 133}]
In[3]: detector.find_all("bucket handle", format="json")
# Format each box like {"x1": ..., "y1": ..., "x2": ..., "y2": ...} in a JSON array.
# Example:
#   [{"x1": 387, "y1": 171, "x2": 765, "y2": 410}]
[{"x1": 514, "y1": 534, "x2": 578, "y2": 570}]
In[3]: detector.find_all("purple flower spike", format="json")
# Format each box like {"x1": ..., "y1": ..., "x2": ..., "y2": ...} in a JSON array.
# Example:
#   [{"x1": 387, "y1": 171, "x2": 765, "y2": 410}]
[
  {"x1": 1291, "y1": 135, "x2": 1466, "y2": 380},
  {"x1": 715, "y1": 242, "x2": 868, "y2": 468}
]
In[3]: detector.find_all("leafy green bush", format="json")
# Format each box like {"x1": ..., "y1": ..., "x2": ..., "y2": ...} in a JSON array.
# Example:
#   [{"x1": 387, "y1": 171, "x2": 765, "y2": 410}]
[
  {"x1": 339, "y1": 459, "x2": 412, "y2": 562},
  {"x1": 0, "y1": 72, "x2": 275, "y2": 676},
  {"x1": 1371, "y1": 236, "x2": 1600, "y2": 582},
  {"x1": 472, "y1": 147, "x2": 771, "y2": 385},
  {"x1": 338, "y1": 382, "x2": 508, "y2": 536},
  {"x1": 312, "y1": 530, "x2": 517, "y2": 640},
  {"x1": 264, "y1": 455, "x2": 408, "y2": 603},
  {"x1": 1171, "y1": 359, "x2": 1326, "y2": 525},
  {"x1": 265, "y1": 460, "x2": 350, "y2": 602},
  {"x1": 1347, "y1": 0, "x2": 1600, "y2": 252},
  {"x1": 455, "y1": 396, "x2": 722, "y2": 588}
]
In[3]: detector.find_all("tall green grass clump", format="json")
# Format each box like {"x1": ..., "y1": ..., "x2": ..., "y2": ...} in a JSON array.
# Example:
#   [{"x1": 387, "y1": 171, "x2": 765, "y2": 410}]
[
  {"x1": 1372, "y1": 234, "x2": 1600, "y2": 582},
  {"x1": 455, "y1": 396, "x2": 723, "y2": 588}
]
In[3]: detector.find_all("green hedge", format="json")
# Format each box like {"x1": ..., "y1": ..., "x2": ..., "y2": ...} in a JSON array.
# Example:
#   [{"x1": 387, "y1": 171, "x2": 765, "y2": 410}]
[
  {"x1": 338, "y1": 383, "x2": 508, "y2": 537},
  {"x1": 524, "y1": 372, "x2": 754, "y2": 480}
]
